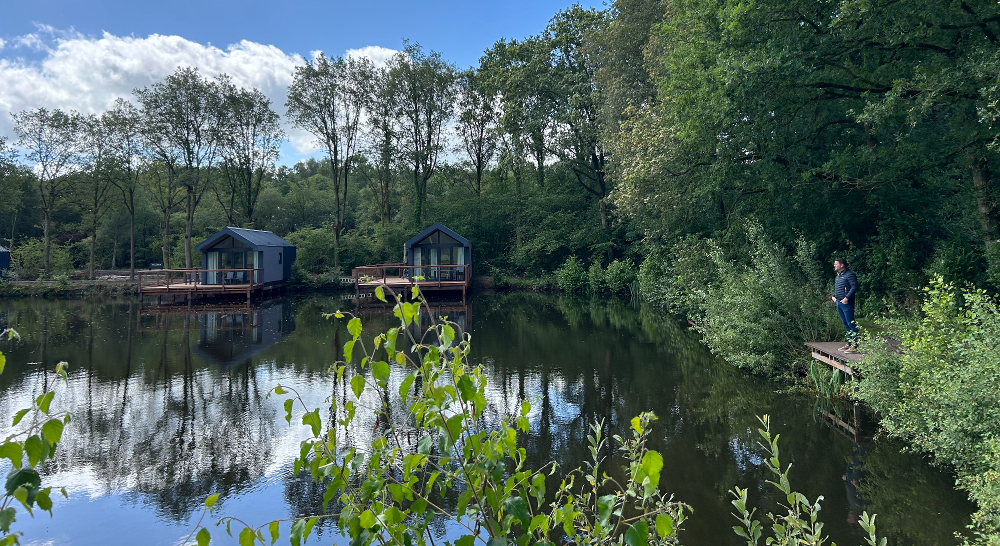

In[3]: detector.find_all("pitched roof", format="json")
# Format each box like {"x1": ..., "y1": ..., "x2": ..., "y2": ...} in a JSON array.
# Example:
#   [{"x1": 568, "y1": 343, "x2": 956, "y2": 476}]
[
  {"x1": 0, "y1": 246, "x2": 7, "y2": 253},
  {"x1": 404, "y1": 223, "x2": 471, "y2": 248},
  {"x1": 194, "y1": 227, "x2": 294, "y2": 251}
]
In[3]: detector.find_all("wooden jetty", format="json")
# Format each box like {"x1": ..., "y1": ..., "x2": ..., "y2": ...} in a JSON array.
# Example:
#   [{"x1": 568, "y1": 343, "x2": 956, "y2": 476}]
[
  {"x1": 352, "y1": 264, "x2": 471, "y2": 302},
  {"x1": 137, "y1": 268, "x2": 286, "y2": 305},
  {"x1": 805, "y1": 341, "x2": 863, "y2": 376}
]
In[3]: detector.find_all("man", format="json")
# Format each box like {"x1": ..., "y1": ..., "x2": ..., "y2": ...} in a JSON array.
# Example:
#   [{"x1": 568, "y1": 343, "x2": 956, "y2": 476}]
[{"x1": 832, "y1": 258, "x2": 859, "y2": 353}]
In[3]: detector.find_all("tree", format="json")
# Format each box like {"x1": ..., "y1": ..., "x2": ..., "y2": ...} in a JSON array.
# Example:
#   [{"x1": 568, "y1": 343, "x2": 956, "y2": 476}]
[
  {"x1": 387, "y1": 42, "x2": 457, "y2": 226},
  {"x1": 135, "y1": 67, "x2": 223, "y2": 269},
  {"x1": 0, "y1": 137, "x2": 24, "y2": 248},
  {"x1": 360, "y1": 68, "x2": 400, "y2": 227},
  {"x1": 456, "y1": 68, "x2": 499, "y2": 196},
  {"x1": 286, "y1": 54, "x2": 375, "y2": 266},
  {"x1": 103, "y1": 99, "x2": 145, "y2": 279},
  {"x1": 216, "y1": 78, "x2": 284, "y2": 228},
  {"x1": 12, "y1": 108, "x2": 82, "y2": 275},
  {"x1": 81, "y1": 114, "x2": 116, "y2": 279}
]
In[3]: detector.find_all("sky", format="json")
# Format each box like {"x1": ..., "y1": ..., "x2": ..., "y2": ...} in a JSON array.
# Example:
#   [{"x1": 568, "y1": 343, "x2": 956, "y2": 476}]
[{"x1": 0, "y1": 0, "x2": 603, "y2": 163}]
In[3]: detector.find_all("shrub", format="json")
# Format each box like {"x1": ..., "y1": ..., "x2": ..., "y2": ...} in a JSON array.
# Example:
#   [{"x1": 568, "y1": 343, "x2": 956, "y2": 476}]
[
  {"x1": 10, "y1": 239, "x2": 73, "y2": 279},
  {"x1": 637, "y1": 254, "x2": 669, "y2": 305},
  {"x1": 556, "y1": 255, "x2": 586, "y2": 293},
  {"x1": 284, "y1": 227, "x2": 338, "y2": 275},
  {"x1": 606, "y1": 259, "x2": 636, "y2": 295},
  {"x1": 588, "y1": 261, "x2": 606, "y2": 293}
]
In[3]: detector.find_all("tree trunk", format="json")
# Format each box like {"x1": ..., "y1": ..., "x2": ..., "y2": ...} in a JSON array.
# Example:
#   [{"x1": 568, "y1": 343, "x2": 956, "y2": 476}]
[
  {"x1": 89, "y1": 232, "x2": 96, "y2": 280},
  {"x1": 968, "y1": 153, "x2": 1000, "y2": 245},
  {"x1": 185, "y1": 192, "x2": 195, "y2": 269},
  {"x1": 413, "y1": 167, "x2": 423, "y2": 226},
  {"x1": 9, "y1": 209, "x2": 17, "y2": 250},
  {"x1": 129, "y1": 195, "x2": 136, "y2": 280},
  {"x1": 42, "y1": 209, "x2": 51, "y2": 277},
  {"x1": 162, "y1": 210, "x2": 171, "y2": 269}
]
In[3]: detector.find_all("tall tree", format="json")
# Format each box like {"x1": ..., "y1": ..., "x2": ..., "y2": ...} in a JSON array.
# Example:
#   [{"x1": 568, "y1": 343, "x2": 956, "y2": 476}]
[
  {"x1": 0, "y1": 138, "x2": 22, "y2": 248},
  {"x1": 216, "y1": 78, "x2": 284, "y2": 228},
  {"x1": 12, "y1": 108, "x2": 82, "y2": 275},
  {"x1": 286, "y1": 54, "x2": 375, "y2": 266},
  {"x1": 81, "y1": 114, "x2": 116, "y2": 279},
  {"x1": 360, "y1": 68, "x2": 400, "y2": 227},
  {"x1": 456, "y1": 68, "x2": 499, "y2": 196},
  {"x1": 135, "y1": 67, "x2": 223, "y2": 269},
  {"x1": 387, "y1": 42, "x2": 457, "y2": 226},
  {"x1": 103, "y1": 99, "x2": 145, "y2": 279}
]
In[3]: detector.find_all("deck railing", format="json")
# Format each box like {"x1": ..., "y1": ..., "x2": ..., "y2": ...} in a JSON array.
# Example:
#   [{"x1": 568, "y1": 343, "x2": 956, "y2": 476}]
[
  {"x1": 353, "y1": 264, "x2": 471, "y2": 286},
  {"x1": 137, "y1": 268, "x2": 265, "y2": 293}
]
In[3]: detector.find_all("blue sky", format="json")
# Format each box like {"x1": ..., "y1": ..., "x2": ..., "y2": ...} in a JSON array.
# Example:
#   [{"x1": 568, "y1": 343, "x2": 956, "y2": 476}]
[
  {"x1": 1, "y1": 0, "x2": 603, "y2": 69},
  {"x1": 0, "y1": 0, "x2": 604, "y2": 164}
]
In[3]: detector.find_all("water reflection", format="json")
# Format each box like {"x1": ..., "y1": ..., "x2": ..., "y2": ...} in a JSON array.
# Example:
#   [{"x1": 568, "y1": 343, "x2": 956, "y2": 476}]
[{"x1": 0, "y1": 295, "x2": 975, "y2": 546}]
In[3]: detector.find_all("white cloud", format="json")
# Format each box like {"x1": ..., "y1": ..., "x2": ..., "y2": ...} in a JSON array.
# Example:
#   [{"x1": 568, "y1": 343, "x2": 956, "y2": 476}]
[
  {"x1": 345, "y1": 45, "x2": 400, "y2": 68},
  {"x1": 0, "y1": 27, "x2": 401, "y2": 157}
]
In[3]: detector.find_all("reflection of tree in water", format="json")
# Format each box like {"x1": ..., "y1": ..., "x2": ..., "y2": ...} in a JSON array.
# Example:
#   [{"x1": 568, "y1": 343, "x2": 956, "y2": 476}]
[{"x1": 3, "y1": 305, "x2": 278, "y2": 522}]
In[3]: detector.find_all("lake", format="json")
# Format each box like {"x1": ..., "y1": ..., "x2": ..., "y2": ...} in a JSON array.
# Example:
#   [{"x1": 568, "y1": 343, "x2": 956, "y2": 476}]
[{"x1": 0, "y1": 293, "x2": 973, "y2": 545}]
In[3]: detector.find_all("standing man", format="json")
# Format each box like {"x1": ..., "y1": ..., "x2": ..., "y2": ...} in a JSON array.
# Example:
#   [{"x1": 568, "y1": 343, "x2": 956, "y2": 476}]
[{"x1": 832, "y1": 258, "x2": 859, "y2": 353}]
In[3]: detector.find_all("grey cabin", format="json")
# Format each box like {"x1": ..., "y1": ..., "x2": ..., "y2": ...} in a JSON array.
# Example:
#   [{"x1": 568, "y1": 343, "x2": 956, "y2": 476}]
[
  {"x1": 194, "y1": 227, "x2": 295, "y2": 287},
  {"x1": 403, "y1": 223, "x2": 472, "y2": 281}
]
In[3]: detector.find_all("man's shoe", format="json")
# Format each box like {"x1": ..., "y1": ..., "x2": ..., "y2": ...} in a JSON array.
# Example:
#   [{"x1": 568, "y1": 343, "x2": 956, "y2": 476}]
[
  {"x1": 838, "y1": 344, "x2": 851, "y2": 351},
  {"x1": 842, "y1": 347, "x2": 860, "y2": 354}
]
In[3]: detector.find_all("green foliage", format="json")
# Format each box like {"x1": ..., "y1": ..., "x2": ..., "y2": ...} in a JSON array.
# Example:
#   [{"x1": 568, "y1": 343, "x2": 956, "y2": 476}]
[
  {"x1": 587, "y1": 261, "x2": 606, "y2": 293},
  {"x1": 9, "y1": 239, "x2": 73, "y2": 280},
  {"x1": 556, "y1": 256, "x2": 587, "y2": 293},
  {"x1": 688, "y1": 222, "x2": 840, "y2": 376},
  {"x1": 605, "y1": 259, "x2": 636, "y2": 295},
  {"x1": 283, "y1": 227, "x2": 338, "y2": 277},
  {"x1": 730, "y1": 415, "x2": 885, "y2": 546},
  {"x1": 0, "y1": 329, "x2": 70, "y2": 544},
  {"x1": 636, "y1": 255, "x2": 668, "y2": 305},
  {"x1": 854, "y1": 278, "x2": 1000, "y2": 540}
]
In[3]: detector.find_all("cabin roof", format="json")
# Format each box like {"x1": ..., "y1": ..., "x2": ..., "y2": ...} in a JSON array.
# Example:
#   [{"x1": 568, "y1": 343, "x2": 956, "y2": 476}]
[
  {"x1": 404, "y1": 223, "x2": 471, "y2": 249},
  {"x1": 195, "y1": 227, "x2": 294, "y2": 252},
  {"x1": 0, "y1": 246, "x2": 7, "y2": 253}
]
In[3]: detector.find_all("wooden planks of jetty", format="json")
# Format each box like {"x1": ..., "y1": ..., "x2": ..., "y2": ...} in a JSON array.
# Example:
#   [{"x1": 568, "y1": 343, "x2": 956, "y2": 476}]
[
  {"x1": 352, "y1": 264, "x2": 471, "y2": 302},
  {"x1": 805, "y1": 341, "x2": 864, "y2": 376}
]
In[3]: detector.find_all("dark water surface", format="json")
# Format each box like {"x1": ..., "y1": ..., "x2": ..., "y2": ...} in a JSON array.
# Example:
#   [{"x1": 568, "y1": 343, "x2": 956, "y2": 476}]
[{"x1": 0, "y1": 293, "x2": 973, "y2": 545}]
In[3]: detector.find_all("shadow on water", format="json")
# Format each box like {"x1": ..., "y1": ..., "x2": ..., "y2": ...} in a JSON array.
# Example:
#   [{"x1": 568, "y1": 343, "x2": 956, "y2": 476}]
[{"x1": 0, "y1": 294, "x2": 975, "y2": 545}]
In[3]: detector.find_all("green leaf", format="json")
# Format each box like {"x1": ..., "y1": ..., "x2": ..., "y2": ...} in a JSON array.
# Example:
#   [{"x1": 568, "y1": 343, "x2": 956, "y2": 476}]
[
  {"x1": 41, "y1": 419, "x2": 63, "y2": 446},
  {"x1": 239, "y1": 527, "x2": 255, "y2": 546},
  {"x1": 597, "y1": 494, "x2": 615, "y2": 526},
  {"x1": 0, "y1": 442, "x2": 22, "y2": 469},
  {"x1": 36, "y1": 391, "x2": 54, "y2": 414},
  {"x1": 655, "y1": 513, "x2": 674, "y2": 537},
  {"x1": 486, "y1": 538, "x2": 508, "y2": 546},
  {"x1": 289, "y1": 519, "x2": 305, "y2": 546},
  {"x1": 636, "y1": 451, "x2": 663, "y2": 493},
  {"x1": 347, "y1": 317, "x2": 362, "y2": 338},
  {"x1": 344, "y1": 339, "x2": 355, "y2": 362},
  {"x1": 24, "y1": 435, "x2": 45, "y2": 467},
  {"x1": 529, "y1": 514, "x2": 548, "y2": 533},
  {"x1": 503, "y1": 496, "x2": 530, "y2": 528},
  {"x1": 630, "y1": 416, "x2": 643, "y2": 435},
  {"x1": 268, "y1": 521, "x2": 279, "y2": 545},
  {"x1": 351, "y1": 375, "x2": 366, "y2": 398},
  {"x1": 0, "y1": 353, "x2": 5, "y2": 375},
  {"x1": 205, "y1": 493, "x2": 220, "y2": 508},
  {"x1": 0, "y1": 507, "x2": 15, "y2": 533},
  {"x1": 399, "y1": 374, "x2": 415, "y2": 405},
  {"x1": 624, "y1": 520, "x2": 648, "y2": 546},
  {"x1": 372, "y1": 361, "x2": 390, "y2": 386},
  {"x1": 417, "y1": 435, "x2": 432, "y2": 455},
  {"x1": 11, "y1": 409, "x2": 29, "y2": 427},
  {"x1": 457, "y1": 376, "x2": 476, "y2": 402},
  {"x1": 283, "y1": 399, "x2": 294, "y2": 424},
  {"x1": 196, "y1": 527, "x2": 211, "y2": 546},
  {"x1": 303, "y1": 516, "x2": 318, "y2": 542},
  {"x1": 359, "y1": 509, "x2": 376, "y2": 529},
  {"x1": 375, "y1": 286, "x2": 386, "y2": 302}
]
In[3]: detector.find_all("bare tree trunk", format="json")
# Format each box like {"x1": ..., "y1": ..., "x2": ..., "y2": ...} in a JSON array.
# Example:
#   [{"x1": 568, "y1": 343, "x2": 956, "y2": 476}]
[
  {"x1": 968, "y1": 154, "x2": 1000, "y2": 245},
  {"x1": 162, "y1": 210, "x2": 171, "y2": 269},
  {"x1": 42, "y1": 209, "x2": 51, "y2": 277},
  {"x1": 185, "y1": 192, "x2": 195, "y2": 269},
  {"x1": 9, "y1": 209, "x2": 17, "y2": 249},
  {"x1": 129, "y1": 196, "x2": 136, "y2": 279}
]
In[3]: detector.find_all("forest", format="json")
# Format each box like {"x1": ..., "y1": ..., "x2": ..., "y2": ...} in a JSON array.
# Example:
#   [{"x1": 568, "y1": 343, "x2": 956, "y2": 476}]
[{"x1": 2, "y1": 0, "x2": 1000, "y2": 540}]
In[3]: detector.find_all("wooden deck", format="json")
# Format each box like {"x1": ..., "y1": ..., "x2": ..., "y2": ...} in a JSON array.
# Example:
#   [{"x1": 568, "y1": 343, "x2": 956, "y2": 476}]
[
  {"x1": 137, "y1": 268, "x2": 284, "y2": 304},
  {"x1": 353, "y1": 264, "x2": 471, "y2": 301},
  {"x1": 805, "y1": 341, "x2": 863, "y2": 376}
]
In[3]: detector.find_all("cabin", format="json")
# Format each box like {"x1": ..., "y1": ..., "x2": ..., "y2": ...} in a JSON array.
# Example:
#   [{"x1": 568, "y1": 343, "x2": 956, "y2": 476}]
[
  {"x1": 404, "y1": 223, "x2": 472, "y2": 282},
  {"x1": 195, "y1": 227, "x2": 295, "y2": 287},
  {"x1": 137, "y1": 227, "x2": 295, "y2": 305},
  {"x1": 0, "y1": 246, "x2": 8, "y2": 279},
  {"x1": 352, "y1": 223, "x2": 472, "y2": 301}
]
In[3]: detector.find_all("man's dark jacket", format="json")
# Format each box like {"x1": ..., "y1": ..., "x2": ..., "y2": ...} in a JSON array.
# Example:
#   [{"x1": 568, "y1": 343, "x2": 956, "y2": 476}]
[{"x1": 835, "y1": 269, "x2": 859, "y2": 303}]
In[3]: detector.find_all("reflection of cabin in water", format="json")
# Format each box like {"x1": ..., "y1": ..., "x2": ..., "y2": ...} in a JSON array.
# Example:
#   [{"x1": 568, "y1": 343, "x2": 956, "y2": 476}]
[
  {"x1": 196, "y1": 299, "x2": 295, "y2": 366},
  {"x1": 353, "y1": 223, "x2": 472, "y2": 301},
  {"x1": 138, "y1": 227, "x2": 295, "y2": 304}
]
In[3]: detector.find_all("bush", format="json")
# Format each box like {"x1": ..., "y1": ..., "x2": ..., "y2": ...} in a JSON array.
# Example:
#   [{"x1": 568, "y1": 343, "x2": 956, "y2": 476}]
[
  {"x1": 606, "y1": 259, "x2": 636, "y2": 295},
  {"x1": 637, "y1": 254, "x2": 669, "y2": 304},
  {"x1": 284, "y1": 227, "x2": 338, "y2": 276},
  {"x1": 695, "y1": 221, "x2": 840, "y2": 376},
  {"x1": 588, "y1": 261, "x2": 606, "y2": 293},
  {"x1": 556, "y1": 255, "x2": 586, "y2": 293},
  {"x1": 9, "y1": 239, "x2": 73, "y2": 279},
  {"x1": 855, "y1": 278, "x2": 1000, "y2": 539}
]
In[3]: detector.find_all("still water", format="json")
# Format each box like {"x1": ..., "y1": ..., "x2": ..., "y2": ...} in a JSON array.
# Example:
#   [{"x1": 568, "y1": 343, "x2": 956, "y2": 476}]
[{"x1": 0, "y1": 293, "x2": 973, "y2": 545}]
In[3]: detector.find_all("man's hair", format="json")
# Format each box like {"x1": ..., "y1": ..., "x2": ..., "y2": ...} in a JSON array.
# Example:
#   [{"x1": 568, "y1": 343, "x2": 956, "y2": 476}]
[{"x1": 834, "y1": 257, "x2": 848, "y2": 268}]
